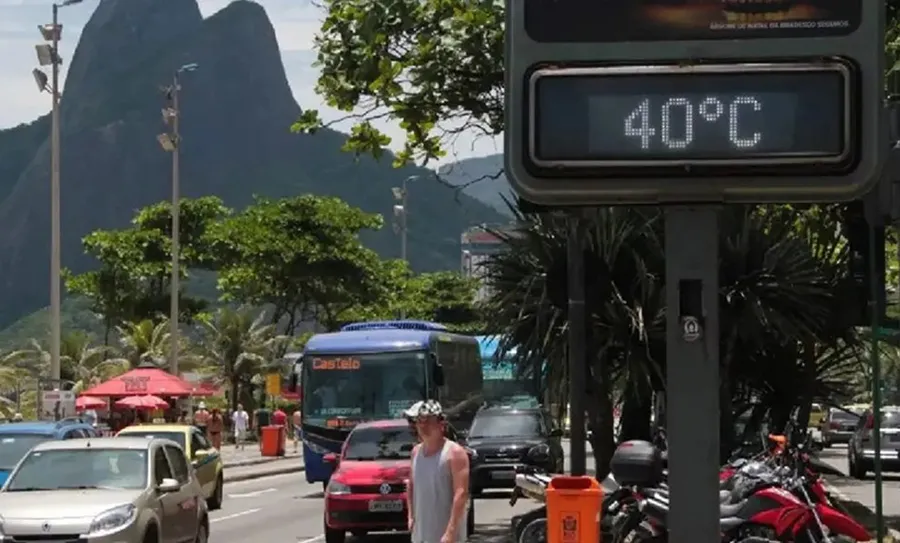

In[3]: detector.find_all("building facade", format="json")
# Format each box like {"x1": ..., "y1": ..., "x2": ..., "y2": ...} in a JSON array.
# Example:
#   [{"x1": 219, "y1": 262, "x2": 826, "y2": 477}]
[{"x1": 461, "y1": 225, "x2": 515, "y2": 302}]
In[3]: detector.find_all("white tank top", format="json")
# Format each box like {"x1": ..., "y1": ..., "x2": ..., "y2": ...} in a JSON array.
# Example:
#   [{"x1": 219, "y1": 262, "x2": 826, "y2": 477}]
[{"x1": 411, "y1": 440, "x2": 467, "y2": 542}]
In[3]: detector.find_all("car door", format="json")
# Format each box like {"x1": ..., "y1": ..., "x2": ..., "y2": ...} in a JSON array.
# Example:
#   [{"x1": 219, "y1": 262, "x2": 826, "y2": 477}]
[
  {"x1": 153, "y1": 446, "x2": 190, "y2": 543},
  {"x1": 190, "y1": 429, "x2": 216, "y2": 496},
  {"x1": 163, "y1": 444, "x2": 200, "y2": 540}
]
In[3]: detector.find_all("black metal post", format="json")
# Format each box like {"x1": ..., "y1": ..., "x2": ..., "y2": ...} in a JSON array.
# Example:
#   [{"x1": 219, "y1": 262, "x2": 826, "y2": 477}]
[
  {"x1": 664, "y1": 207, "x2": 720, "y2": 543},
  {"x1": 567, "y1": 217, "x2": 587, "y2": 475}
]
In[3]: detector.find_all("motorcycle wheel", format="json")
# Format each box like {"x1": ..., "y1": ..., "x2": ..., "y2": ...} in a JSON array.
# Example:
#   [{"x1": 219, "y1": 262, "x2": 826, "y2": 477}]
[{"x1": 518, "y1": 517, "x2": 547, "y2": 543}]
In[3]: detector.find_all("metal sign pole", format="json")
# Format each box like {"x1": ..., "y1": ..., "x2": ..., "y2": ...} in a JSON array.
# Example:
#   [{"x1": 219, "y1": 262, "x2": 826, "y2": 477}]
[{"x1": 665, "y1": 207, "x2": 720, "y2": 543}]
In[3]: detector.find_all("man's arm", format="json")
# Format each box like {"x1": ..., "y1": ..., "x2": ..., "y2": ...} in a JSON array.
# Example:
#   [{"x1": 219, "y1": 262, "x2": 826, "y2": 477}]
[
  {"x1": 443, "y1": 443, "x2": 470, "y2": 540},
  {"x1": 407, "y1": 444, "x2": 420, "y2": 530}
]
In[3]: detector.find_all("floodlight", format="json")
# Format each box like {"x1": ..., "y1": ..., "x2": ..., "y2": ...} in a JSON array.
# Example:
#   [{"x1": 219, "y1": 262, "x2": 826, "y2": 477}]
[
  {"x1": 178, "y1": 62, "x2": 199, "y2": 73},
  {"x1": 161, "y1": 107, "x2": 177, "y2": 124},
  {"x1": 32, "y1": 68, "x2": 48, "y2": 92},
  {"x1": 35, "y1": 44, "x2": 55, "y2": 66},
  {"x1": 393, "y1": 204, "x2": 404, "y2": 217},
  {"x1": 38, "y1": 23, "x2": 61, "y2": 42},
  {"x1": 59, "y1": 0, "x2": 84, "y2": 6},
  {"x1": 391, "y1": 187, "x2": 404, "y2": 200},
  {"x1": 157, "y1": 133, "x2": 175, "y2": 152}
]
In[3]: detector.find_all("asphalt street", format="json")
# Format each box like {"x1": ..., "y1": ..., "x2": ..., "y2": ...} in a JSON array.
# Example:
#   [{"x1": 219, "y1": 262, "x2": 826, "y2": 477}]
[{"x1": 210, "y1": 440, "x2": 595, "y2": 543}]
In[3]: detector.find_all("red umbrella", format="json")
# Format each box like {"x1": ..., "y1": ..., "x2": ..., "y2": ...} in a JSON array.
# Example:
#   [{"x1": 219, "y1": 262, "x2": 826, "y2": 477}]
[
  {"x1": 75, "y1": 396, "x2": 106, "y2": 410},
  {"x1": 81, "y1": 368, "x2": 211, "y2": 398},
  {"x1": 114, "y1": 395, "x2": 170, "y2": 410}
]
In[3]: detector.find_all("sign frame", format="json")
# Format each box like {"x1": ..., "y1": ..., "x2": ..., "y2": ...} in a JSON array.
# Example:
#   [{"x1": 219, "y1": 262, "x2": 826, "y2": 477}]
[{"x1": 504, "y1": 1, "x2": 886, "y2": 205}]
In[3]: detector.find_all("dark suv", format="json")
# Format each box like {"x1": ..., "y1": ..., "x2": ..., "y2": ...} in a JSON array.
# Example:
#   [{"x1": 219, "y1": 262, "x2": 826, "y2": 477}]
[{"x1": 466, "y1": 405, "x2": 564, "y2": 495}]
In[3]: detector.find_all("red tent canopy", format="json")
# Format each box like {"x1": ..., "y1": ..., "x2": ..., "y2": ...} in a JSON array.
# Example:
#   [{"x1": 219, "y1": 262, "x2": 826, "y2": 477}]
[{"x1": 80, "y1": 368, "x2": 212, "y2": 398}]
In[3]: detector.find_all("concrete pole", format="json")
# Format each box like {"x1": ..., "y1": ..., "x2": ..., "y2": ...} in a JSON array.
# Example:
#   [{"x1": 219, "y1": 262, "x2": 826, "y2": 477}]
[
  {"x1": 49, "y1": 2, "x2": 62, "y2": 382},
  {"x1": 169, "y1": 73, "x2": 181, "y2": 375}
]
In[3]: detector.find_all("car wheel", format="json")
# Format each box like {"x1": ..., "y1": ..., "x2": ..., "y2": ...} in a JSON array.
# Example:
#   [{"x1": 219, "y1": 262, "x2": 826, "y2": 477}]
[
  {"x1": 324, "y1": 525, "x2": 346, "y2": 543},
  {"x1": 207, "y1": 474, "x2": 224, "y2": 510},
  {"x1": 194, "y1": 519, "x2": 209, "y2": 543},
  {"x1": 849, "y1": 451, "x2": 867, "y2": 479},
  {"x1": 518, "y1": 517, "x2": 546, "y2": 543},
  {"x1": 143, "y1": 524, "x2": 159, "y2": 543}
]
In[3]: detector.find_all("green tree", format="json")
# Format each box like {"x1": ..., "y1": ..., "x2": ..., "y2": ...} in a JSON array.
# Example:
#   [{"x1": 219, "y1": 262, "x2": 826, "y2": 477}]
[
  {"x1": 117, "y1": 319, "x2": 173, "y2": 368},
  {"x1": 191, "y1": 307, "x2": 288, "y2": 410},
  {"x1": 66, "y1": 197, "x2": 230, "y2": 336},
  {"x1": 208, "y1": 195, "x2": 385, "y2": 332}
]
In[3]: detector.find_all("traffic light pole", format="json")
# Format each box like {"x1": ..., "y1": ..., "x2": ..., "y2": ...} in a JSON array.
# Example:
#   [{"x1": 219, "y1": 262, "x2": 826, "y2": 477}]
[
  {"x1": 665, "y1": 207, "x2": 721, "y2": 543},
  {"x1": 567, "y1": 218, "x2": 587, "y2": 476}
]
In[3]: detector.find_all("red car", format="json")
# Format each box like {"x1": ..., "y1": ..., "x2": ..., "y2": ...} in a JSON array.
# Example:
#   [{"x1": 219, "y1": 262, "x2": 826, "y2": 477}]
[{"x1": 323, "y1": 419, "x2": 476, "y2": 543}]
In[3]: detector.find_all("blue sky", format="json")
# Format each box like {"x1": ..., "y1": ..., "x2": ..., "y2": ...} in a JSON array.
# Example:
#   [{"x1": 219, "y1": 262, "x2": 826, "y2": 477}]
[{"x1": 0, "y1": 0, "x2": 500, "y2": 164}]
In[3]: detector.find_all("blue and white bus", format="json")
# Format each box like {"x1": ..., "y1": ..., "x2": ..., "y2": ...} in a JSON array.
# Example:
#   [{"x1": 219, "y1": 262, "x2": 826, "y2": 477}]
[
  {"x1": 300, "y1": 321, "x2": 483, "y2": 486},
  {"x1": 477, "y1": 335, "x2": 541, "y2": 408}
]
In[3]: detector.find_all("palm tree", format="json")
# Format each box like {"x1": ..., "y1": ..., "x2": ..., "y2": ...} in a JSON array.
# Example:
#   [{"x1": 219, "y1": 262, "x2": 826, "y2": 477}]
[
  {"x1": 117, "y1": 319, "x2": 173, "y2": 368},
  {"x1": 482, "y1": 203, "x2": 864, "y2": 473},
  {"x1": 191, "y1": 307, "x2": 288, "y2": 410},
  {"x1": 62, "y1": 333, "x2": 130, "y2": 392}
]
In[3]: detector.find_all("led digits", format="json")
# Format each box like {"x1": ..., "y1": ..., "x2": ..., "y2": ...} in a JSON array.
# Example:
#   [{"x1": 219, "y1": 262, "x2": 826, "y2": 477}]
[{"x1": 623, "y1": 96, "x2": 763, "y2": 151}]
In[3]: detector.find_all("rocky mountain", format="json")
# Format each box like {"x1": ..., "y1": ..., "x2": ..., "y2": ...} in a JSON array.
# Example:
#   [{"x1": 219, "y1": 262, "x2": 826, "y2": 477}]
[
  {"x1": 0, "y1": 0, "x2": 504, "y2": 328},
  {"x1": 440, "y1": 155, "x2": 511, "y2": 214}
]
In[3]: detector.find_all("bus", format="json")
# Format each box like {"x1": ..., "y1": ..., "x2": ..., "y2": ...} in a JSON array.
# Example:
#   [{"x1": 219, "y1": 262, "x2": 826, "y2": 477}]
[
  {"x1": 300, "y1": 321, "x2": 483, "y2": 486},
  {"x1": 477, "y1": 335, "x2": 541, "y2": 407}
]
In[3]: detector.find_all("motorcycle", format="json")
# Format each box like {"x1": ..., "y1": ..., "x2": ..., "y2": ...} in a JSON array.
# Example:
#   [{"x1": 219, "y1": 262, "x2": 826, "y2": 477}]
[{"x1": 610, "y1": 438, "x2": 868, "y2": 543}]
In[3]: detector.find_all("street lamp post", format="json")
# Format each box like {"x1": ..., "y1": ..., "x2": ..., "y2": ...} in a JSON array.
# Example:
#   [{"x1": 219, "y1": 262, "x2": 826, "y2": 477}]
[
  {"x1": 157, "y1": 62, "x2": 198, "y2": 375},
  {"x1": 392, "y1": 176, "x2": 417, "y2": 319},
  {"x1": 33, "y1": 0, "x2": 83, "y2": 382}
]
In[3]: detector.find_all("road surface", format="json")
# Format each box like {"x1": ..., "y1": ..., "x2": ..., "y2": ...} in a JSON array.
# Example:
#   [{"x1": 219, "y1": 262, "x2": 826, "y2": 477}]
[{"x1": 818, "y1": 444, "x2": 900, "y2": 528}]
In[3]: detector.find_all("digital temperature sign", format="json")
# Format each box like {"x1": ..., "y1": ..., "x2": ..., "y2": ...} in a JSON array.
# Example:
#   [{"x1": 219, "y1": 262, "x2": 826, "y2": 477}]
[{"x1": 528, "y1": 62, "x2": 853, "y2": 170}]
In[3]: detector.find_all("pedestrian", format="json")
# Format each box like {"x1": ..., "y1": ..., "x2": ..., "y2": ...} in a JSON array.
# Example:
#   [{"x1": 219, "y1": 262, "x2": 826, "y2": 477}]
[
  {"x1": 403, "y1": 400, "x2": 470, "y2": 543},
  {"x1": 194, "y1": 402, "x2": 210, "y2": 435},
  {"x1": 254, "y1": 405, "x2": 271, "y2": 451},
  {"x1": 232, "y1": 403, "x2": 249, "y2": 450},
  {"x1": 291, "y1": 408, "x2": 302, "y2": 452},
  {"x1": 208, "y1": 408, "x2": 224, "y2": 449},
  {"x1": 272, "y1": 405, "x2": 287, "y2": 454}
]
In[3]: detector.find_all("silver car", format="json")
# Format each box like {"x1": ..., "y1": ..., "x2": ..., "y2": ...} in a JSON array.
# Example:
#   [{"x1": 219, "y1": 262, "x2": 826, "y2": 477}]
[
  {"x1": 821, "y1": 408, "x2": 861, "y2": 447},
  {"x1": 0, "y1": 436, "x2": 209, "y2": 543},
  {"x1": 848, "y1": 406, "x2": 900, "y2": 479}
]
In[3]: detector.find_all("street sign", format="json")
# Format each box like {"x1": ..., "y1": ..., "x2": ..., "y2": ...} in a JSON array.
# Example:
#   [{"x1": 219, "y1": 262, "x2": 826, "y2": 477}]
[
  {"x1": 265, "y1": 373, "x2": 281, "y2": 397},
  {"x1": 505, "y1": 0, "x2": 886, "y2": 205},
  {"x1": 41, "y1": 390, "x2": 75, "y2": 420}
]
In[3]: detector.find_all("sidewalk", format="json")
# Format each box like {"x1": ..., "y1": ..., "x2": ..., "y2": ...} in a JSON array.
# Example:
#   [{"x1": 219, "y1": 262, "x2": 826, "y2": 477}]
[{"x1": 219, "y1": 446, "x2": 302, "y2": 467}]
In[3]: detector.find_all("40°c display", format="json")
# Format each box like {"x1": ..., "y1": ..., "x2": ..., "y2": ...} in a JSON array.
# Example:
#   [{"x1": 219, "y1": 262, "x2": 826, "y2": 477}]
[{"x1": 528, "y1": 63, "x2": 853, "y2": 169}]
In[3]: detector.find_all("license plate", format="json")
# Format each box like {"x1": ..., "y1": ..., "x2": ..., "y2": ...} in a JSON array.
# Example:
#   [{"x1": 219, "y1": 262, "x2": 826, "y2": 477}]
[
  {"x1": 491, "y1": 470, "x2": 515, "y2": 480},
  {"x1": 368, "y1": 499, "x2": 404, "y2": 513}
]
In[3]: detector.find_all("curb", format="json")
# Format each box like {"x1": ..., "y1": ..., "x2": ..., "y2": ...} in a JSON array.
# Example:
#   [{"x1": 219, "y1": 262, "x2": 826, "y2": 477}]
[{"x1": 223, "y1": 464, "x2": 305, "y2": 483}]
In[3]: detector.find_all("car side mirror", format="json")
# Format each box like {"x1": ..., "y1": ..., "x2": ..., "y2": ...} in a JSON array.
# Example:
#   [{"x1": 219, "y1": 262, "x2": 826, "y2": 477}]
[
  {"x1": 192, "y1": 449, "x2": 209, "y2": 467},
  {"x1": 158, "y1": 478, "x2": 181, "y2": 493},
  {"x1": 323, "y1": 452, "x2": 339, "y2": 465},
  {"x1": 549, "y1": 429, "x2": 563, "y2": 438}
]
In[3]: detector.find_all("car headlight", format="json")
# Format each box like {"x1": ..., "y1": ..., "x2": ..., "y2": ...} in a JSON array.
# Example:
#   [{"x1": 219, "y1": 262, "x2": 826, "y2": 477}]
[
  {"x1": 528, "y1": 444, "x2": 550, "y2": 459},
  {"x1": 89, "y1": 504, "x2": 136, "y2": 536},
  {"x1": 326, "y1": 480, "x2": 351, "y2": 495}
]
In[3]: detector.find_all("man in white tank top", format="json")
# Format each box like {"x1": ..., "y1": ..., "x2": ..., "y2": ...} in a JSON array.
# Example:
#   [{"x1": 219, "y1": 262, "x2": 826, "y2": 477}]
[{"x1": 404, "y1": 400, "x2": 470, "y2": 542}]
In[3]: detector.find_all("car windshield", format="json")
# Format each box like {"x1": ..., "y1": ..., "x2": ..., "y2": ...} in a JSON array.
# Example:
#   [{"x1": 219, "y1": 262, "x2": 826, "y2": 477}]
[
  {"x1": 302, "y1": 352, "x2": 427, "y2": 423},
  {"x1": 831, "y1": 410, "x2": 859, "y2": 421},
  {"x1": 0, "y1": 435, "x2": 51, "y2": 470},
  {"x1": 343, "y1": 426, "x2": 417, "y2": 461},
  {"x1": 120, "y1": 431, "x2": 186, "y2": 450},
  {"x1": 6, "y1": 448, "x2": 148, "y2": 491},
  {"x1": 469, "y1": 413, "x2": 541, "y2": 439}
]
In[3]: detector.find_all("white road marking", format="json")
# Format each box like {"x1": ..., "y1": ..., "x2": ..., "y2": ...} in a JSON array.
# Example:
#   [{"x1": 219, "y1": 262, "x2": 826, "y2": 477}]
[
  {"x1": 228, "y1": 487, "x2": 277, "y2": 498},
  {"x1": 210, "y1": 508, "x2": 261, "y2": 523},
  {"x1": 297, "y1": 536, "x2": 324, "y2": 543}
]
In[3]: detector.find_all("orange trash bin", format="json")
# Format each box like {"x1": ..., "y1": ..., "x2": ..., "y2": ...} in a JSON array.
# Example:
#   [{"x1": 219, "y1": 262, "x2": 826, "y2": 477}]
[
  {"x1": 546, "y1": 475, "x2": 602, "y2": 543},
  {"x1": 260, "y1": 425, "x2": 281, "y2": 457}
]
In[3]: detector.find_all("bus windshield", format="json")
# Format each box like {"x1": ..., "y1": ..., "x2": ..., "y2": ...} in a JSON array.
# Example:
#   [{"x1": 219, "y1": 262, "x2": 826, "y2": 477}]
[
  {"x1": 302, "y1": 351, "x2": 428, "y2": 424},
  {"x1": 483, "y1": 360, "x2": 534, "y2": 402}
]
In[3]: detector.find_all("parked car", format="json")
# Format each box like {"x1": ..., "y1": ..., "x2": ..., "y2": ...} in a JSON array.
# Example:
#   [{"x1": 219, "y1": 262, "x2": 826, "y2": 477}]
[
  {"x1": 848, "y1": 405, "x2": 900, "y2": 478},
  {"x1": 0, "y1": 436, "x2": 209, "y2": 542},
  {"x1": 466, "y1": 405, "x2": 564, "y2": 495},
  {"x1": 322, "y1": 419, "x2": 476, "y2": 543},
  {"x1": 117, "y1": 423, "x2": 224, "y2": 509},
  {"x1": 820, "y1": 407, "x2": 862, "y2": 447},
  {"x1": 0, "y1": 419, "x2": 99, "y2": 485}
]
